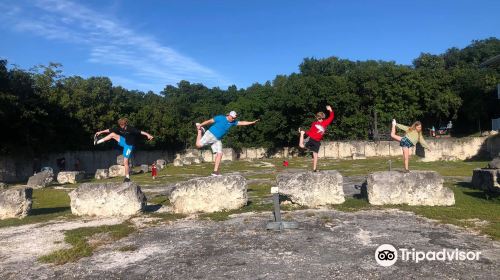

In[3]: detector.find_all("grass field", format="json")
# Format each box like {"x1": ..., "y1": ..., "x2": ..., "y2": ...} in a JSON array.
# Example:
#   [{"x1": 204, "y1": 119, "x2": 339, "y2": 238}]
[{"x1": 1, "y1": 156, "x2": 498, "y2": 263}]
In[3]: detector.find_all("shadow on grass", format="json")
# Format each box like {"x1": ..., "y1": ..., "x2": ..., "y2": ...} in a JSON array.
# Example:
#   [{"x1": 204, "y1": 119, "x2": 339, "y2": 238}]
[
  {"x1": 144, "y1": 204, "x2": 163, "y2": 213},
  {"x1": 462, "y1": 191, "x2": 500, "y2": 200},
  {"x1": 30, "y1": 206, "x2": 71, "y2": 216},
  {"x1": 352, "y1": 182, "x2": 368, "y2": 200},
  {"x1": 456, "y1": 181, "x2": 500, "y2": 200}
]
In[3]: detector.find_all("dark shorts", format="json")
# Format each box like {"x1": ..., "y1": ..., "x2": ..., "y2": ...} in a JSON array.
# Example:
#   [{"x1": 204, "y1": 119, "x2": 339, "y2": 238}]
[
  {"x1": 399, "y1": 136, "x2": 414, "y2": 148},
  {"x1": 304, "y1": 137, "x2": 321, "y2": 153}
]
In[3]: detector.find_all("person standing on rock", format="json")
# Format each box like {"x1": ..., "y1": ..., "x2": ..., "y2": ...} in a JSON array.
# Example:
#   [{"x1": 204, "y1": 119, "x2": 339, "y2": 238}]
[
  {"x1": 195, "y1": 111, "x2": 259, "y2": 176},
  {"x1": 299, "y1": 105, "x2": 335, "y2": 172},
  {"x1": 390, "y1": 119, "x2": 431, "y2": 172},
  {"x1": 94, "y1": 118, "x2": 154, "y2": 182}
]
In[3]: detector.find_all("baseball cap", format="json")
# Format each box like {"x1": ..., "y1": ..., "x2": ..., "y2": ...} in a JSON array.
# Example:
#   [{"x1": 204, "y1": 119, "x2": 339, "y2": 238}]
[{"x1": 228, "y1": 111, "x2": 238, "y2": 118}]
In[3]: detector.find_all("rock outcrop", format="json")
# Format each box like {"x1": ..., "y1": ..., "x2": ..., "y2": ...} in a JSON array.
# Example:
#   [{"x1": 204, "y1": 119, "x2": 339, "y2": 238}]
[
  {"x1": 69, "y1": 182, "x2": 146, "y2": 217},
  {"x1": 57, "y1": 171, "x2": 85, "y2": 184},
  {"x1": 95, "y1": 169, "x2": 110, "y2": 180},
  {"x1": 0, "y1": 187, "x2": 32, "y2": 219},
  {"x1": 276, "y1": 171, "x2": 345, "y2": 207},
  {"x1": 27, "y1": 170, "x2": 54, "y2": 189},
  {"x1": 366, "y1": 171, "x2": 454, "y2": 206},
  {"x1": 108, "y1": 165, "x2": 126, "y2": 177},
  {"x1": 170, "y1": 175, "x2": 247, "y2": 214}
]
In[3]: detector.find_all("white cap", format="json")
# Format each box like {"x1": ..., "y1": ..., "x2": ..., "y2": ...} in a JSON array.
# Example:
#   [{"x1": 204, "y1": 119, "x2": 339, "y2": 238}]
[{"x1": 228, "y1": 111, "x2": 237, "y2": 118}]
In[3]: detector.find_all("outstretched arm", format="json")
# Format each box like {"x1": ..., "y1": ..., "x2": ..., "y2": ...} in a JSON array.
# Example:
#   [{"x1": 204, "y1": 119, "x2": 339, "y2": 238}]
[
  {"x1": 141, "y1": 131, "x2": 154, "y2": 141},
  {"x1": 324, "y1": 105, "x2": 335, "y2": 126},
  {"x1": 237, "y1": 119, "x2": 260, "y2": 126},
  {"x1": 418, "y1": 134, "x2": 431, "y2": 150},
  {"x1": 95, "y1": 129, "x2": 110, "y2": 136},
  {"x1": 198, "y1": 118, "x2": 215, "y2": 127}
]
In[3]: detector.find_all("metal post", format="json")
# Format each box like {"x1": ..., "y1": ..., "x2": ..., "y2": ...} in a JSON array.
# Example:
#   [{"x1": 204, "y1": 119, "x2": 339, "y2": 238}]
[
  {"x1": 272, "y1": 193, "x2": 282, "y2": 225},
  {"x1": 266, "y1": 187, "x2": 299, "y2": 231}
]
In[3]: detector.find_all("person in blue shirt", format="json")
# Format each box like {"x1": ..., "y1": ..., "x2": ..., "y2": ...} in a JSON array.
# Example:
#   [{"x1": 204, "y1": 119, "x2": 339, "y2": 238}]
[{"x1": 196, "y1": 111, "x2": 259, "y2": 176}]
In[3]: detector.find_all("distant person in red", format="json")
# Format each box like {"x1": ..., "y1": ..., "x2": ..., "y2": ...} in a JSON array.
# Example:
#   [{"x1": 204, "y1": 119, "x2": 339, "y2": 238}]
[
  {"x1": 299, "y1": 105, "x2": 334, "y2": 172},
  {"x1": 283, "y1": 160, "x2": 289, "y2": 167},
  {"x1": 151, "y1": 162, "x2": 157, "y2": 180}
]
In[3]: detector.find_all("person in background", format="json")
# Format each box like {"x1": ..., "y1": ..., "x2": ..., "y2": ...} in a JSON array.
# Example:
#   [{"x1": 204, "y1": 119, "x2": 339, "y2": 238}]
[
  {"x1": 298, "y1": 105, "x2": 335, "y2": 172},
  {"x1": 94, "y1": 118, "x2": 154, "y2": 182},
  {"x1": 195, "y1": 111, "x2": 259, "y2": 176},
  {"x1": 151, "y1": 161, "x2": 158, "y2": 180},
  {"x1": 390, "y1": 119, "x2": 431, "y2": 172}
]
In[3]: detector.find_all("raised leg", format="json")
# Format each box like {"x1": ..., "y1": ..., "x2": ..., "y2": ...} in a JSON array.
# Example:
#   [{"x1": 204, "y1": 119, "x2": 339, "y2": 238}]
[
  {"x1": 391, "y1": 123, "x2": 402, "y2": 142},
  {"x1": 195, "y1": 127, "x2": 203, "y2": 148},
  {"x1": 299, "y1": 130, "x2": 305, "y2": 149},
  {"x1": 97, "y1": 132, "x2": 120, "y2": 144}
]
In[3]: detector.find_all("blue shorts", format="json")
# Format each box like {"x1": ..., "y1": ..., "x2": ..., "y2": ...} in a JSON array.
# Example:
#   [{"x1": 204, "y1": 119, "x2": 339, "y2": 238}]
[
  {"x1": 399, "y1": 136, "x2": 414, "y2": 148},
  {"x1": 118, "y1": 136, "x2": 134, "y2": 159}
]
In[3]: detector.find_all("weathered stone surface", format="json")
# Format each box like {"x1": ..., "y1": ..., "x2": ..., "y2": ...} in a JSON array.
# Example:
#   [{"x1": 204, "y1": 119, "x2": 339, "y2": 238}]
[
  {"x1": 488, "y1": 157, "x2": 500, "y2": 169},
  {"x1": 69, "y1": 182, "x2": 146, "y2": 217},
  {"x1": 184, "y1": 149, "x2": 201, "y2": 158},
  {"x1": 156, "y1": 159, "x2": 167, "y2": 169},
  {"x1": 140, "y1": 164, "x2": 149, "y2": 173},
  {"x1": 201, "y1": 150, "x2": 214, "y2": 162},
  {"x1": 192, "y1": 157, "x2": 203, "y2": 164},
  {"x1": 366, "y1": 171, "x2": 454, "y2": 206},
  {"x1": 56, "y1": 171, "x2": 85, "y2": 184},
  {"x1": 95, "y1": 169, "x2": 110, "y2": 180},
  {"x1": 0, "y1": 187, "x2": 32, "y2": 219},
  {"x1": 471, "y1": 168, "x2": 500, "y2": 192},
  {"x1": 1, "y1": 210, "x2": 499, "y2": 279},
  {"x1": 117, "y1": 155, "x2": 125, "y2": 166},
  {"x1": 0, "y1": 183, "x2": 6, "y2": 190},
  {"x1": 276, "y1": 171, "x2": 345, "y2": 207},
  {"x1": 221, "y1": 148, "x2": 236, "y2": 161},
  {"x1": 108, "y1": 165, "x2": 125, "y2": 177},
  {"x1": 173, "y1": 159, "x2": 183, "y2": 167},
  {"x1": 182, "y1": 157, "x2": 194, "y2": 165},
  {"x1": 27, "y1": 171, "x2": 54, "y2": 189},
  {"x1": 170, "y1": 175, "x2": 247, "y2": 214}
]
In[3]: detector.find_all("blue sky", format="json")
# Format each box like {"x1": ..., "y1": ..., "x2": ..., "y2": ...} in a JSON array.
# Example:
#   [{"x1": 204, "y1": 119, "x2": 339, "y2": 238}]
[{"x1": 1, "y1": 0, "x2": 499, "y2": 93}]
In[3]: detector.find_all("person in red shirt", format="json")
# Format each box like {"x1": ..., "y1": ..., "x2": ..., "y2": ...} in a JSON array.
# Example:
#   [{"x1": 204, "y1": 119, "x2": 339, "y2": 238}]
[
  {"x1": 299, "y1": 105, "x2": 334, "y2": 172},
  {"x1": 151, "y1": 162, "x2": 157, "y2": 180}
]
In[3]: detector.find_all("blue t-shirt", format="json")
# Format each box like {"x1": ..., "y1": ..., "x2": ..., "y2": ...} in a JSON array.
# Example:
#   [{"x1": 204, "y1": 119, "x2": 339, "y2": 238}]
[{"x1": 208, "y1": 115, "x2": 239, "y2": 139}]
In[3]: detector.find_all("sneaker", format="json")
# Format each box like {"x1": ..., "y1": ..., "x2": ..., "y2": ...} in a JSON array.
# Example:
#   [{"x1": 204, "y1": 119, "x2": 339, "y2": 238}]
[
  {"x1": 211, "y1": 171, "x2": 221, "y2": 177},
  {"x1": 93, "y1": 134, "x2": 98, "y2": 145},
  {"x1": 313, "y1": 169, "x2": 319, "y2": 173},
  {"x1": 403, "y1": 169, "x2": 410, "y2": 173},
  {"x1": 392, "y1": 119, "x2": 397, "y2": 126},
  {"x1": 123, "y1": 177, "x2": 131, "y2": 182}
]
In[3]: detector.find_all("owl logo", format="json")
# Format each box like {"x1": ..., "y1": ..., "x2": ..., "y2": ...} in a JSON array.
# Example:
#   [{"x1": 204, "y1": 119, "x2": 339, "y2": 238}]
[{"x1": 315, "y1": 124, "x2": 325, "y2": 134}]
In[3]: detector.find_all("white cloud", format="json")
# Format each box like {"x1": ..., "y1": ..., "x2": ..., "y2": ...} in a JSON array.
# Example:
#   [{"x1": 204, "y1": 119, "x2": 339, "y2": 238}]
[{"x1": 0, "y1": 0, "x2": 229, "y2": 91}]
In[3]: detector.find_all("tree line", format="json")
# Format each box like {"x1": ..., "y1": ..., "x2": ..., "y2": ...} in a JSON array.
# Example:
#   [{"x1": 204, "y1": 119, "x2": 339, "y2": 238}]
[{"x1": 1, "y1": 38, "x2": 499, "y2": 155}]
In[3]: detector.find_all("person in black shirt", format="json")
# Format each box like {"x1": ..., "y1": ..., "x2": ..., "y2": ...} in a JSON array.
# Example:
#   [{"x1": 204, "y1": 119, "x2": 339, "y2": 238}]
[{"x1": 95, "y1": 118, "x2": 153, "y2": 182}]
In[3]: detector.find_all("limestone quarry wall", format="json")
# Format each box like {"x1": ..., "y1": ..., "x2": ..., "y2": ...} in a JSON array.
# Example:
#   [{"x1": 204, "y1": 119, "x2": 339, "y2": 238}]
[{"x1": 0, "y1": 136, "x2": 497, "y2": 183}]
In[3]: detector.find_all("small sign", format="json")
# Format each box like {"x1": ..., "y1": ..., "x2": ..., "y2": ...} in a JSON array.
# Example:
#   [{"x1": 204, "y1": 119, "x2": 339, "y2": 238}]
[{"x1": 270, "y1": 187, "x2": 279, "y2": 194}]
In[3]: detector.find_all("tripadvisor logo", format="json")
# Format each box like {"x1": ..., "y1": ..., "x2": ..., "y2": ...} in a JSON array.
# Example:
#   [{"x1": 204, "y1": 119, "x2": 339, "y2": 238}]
[{"x1": 374, "y1": 244, "x2": 481, "y2": 267}]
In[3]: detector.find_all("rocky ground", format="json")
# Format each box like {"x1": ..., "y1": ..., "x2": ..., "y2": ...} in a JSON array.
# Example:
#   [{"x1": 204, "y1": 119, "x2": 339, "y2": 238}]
[{"x1": 0, "y1": 209, "x2": 498, "y2": 279}]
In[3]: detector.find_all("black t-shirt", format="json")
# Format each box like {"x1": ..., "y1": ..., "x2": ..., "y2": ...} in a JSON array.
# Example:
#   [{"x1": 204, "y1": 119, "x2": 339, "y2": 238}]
[{"x1": 110, "y1": 126, "x2": 141, "y2": 146}]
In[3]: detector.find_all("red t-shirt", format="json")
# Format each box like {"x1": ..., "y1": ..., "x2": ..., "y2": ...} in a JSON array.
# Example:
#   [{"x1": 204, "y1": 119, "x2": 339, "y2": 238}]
[{"x1": 306, "y1": 110, "x2": 334, "y2": 141}]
